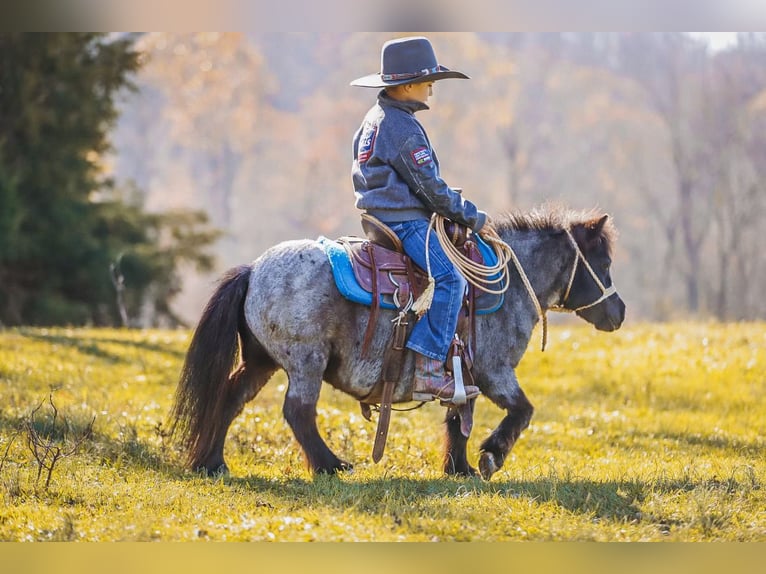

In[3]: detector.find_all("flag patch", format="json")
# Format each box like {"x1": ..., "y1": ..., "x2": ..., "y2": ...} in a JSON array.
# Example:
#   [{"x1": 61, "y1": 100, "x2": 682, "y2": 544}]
[
  {"x1": 358, "y1": 126, "x2": 377, "y2": 163},
  {"x1": 411, "y1": 146, "x2": 432, "y2": 167}
]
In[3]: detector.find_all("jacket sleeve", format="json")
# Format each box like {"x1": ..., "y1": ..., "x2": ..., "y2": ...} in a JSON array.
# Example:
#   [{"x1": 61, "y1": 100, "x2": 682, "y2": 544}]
[{"x1": 391, "y1": 132, "x2": 487, "y2": 232}]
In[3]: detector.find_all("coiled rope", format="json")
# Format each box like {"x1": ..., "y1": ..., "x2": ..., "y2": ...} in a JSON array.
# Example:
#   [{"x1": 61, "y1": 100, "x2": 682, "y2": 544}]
[{"x1": 411, "y1": 213, "x2": 548, "y2": 350}]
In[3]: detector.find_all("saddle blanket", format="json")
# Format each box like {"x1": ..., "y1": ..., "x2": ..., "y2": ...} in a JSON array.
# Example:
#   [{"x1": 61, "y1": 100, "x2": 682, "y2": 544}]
[{"x1": 317, "y1": 235, "x2": 504, "y2": 315}]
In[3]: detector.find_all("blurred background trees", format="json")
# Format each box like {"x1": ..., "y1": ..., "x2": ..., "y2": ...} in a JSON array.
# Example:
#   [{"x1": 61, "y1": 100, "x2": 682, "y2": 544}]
[
  {"x1": 0, "y1": 34, "x2": 218, "y2": 326},
  {"x1": 2, "y1": 33, "x2": 765, "y2": 326}
]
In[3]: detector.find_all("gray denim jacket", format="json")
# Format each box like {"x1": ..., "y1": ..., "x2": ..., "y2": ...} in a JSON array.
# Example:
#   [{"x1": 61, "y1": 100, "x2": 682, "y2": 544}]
[{"x1": 352, "y1": 90, "x2": 487, "y2": 232}]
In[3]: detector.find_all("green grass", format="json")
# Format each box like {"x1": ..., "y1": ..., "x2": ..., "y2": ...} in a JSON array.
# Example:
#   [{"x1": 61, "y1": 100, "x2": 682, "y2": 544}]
[{"x1": 0, "y1": 323, "x2": 764, "y2": 541}]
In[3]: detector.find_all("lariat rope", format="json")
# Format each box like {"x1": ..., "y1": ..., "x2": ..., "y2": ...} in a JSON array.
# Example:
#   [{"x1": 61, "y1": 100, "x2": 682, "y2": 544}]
[
  {"x1": 434, "y1": 218, "x2": 511, "y2": 295},
  {"x1": 411, "y1": 214, "x2": 548, "y2": 351}
]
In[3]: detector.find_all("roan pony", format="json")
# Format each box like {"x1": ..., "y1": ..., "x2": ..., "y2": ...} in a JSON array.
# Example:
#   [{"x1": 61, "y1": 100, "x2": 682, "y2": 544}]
[{"x1": 170, "y1": 205, "x2": 625, "y2": 480}]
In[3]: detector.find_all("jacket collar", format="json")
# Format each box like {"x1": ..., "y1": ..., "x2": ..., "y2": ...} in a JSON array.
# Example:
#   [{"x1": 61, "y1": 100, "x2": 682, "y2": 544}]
[{"x1": 377, "y1": 89, "x2": 429, "y2": 114}]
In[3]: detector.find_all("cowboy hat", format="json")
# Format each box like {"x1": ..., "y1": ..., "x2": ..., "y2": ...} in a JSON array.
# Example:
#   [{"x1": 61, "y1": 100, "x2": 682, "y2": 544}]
[{"x1": 350, "y1": 36, "x2": 470, "y2": 88}]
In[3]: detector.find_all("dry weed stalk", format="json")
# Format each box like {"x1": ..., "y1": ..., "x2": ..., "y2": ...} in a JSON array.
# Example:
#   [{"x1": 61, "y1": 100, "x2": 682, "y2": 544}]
[{"x1": 25, "y1": 394, "x2": 95, "y2": 489}]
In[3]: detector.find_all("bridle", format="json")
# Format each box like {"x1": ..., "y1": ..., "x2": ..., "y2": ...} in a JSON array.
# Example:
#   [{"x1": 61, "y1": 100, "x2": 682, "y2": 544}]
[
  {"x1": 502, "y1": 226, "x2": 620, "y2": 353},
  {"x1": 551, "y1": 229, "x2": 619, "y2": 314}
]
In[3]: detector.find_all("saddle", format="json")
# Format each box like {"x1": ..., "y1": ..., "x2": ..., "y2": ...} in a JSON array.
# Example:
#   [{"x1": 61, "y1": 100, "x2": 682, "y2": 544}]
[
  {"x1": 338, "y1": 238, "x2": 426, "y2": 357},
  {"x1": 337, "y1": 213, "x2": 498, "y2": 357},
  {"x1": 329, "y1": 214, "x2": 495, "y2": 462}
]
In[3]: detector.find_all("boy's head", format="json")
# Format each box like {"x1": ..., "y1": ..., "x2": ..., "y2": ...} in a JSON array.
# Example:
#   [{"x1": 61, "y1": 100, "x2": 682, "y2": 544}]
[
  {"x1": 384, "y1": 81, "x2": 434, "y2": 104},
  {"x1": 350, "y1": 36, "x2": 469, "y2": 89}
]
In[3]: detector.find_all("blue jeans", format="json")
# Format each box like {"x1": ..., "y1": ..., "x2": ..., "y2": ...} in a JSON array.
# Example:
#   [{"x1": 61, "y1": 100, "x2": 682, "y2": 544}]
[{"x1": 388, "y1": 220, "x2": 467, "y2": 361}]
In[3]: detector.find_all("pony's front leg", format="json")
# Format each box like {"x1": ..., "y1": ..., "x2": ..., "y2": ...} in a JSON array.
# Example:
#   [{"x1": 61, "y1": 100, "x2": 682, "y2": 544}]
[
  {"x1": 443, "y1": 399, "x2": 479, "y2": 477},
  {"x1": 478, "y1": 370, "x2": 534, "y2": 480}
]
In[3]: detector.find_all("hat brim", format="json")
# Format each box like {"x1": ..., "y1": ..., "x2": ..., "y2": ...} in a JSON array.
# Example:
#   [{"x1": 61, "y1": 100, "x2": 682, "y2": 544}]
[{"x1": 350, "y1": 70, "x2": 470, "y2": 88}]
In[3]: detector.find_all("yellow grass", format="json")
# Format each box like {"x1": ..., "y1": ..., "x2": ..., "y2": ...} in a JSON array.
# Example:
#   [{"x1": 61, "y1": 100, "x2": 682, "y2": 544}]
[{"x1": 0, "y1": 322, "x2": 764, "y2": 541}]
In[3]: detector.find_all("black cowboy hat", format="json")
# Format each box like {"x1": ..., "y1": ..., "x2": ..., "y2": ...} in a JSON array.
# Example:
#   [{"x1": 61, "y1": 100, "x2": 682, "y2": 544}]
[{"x1": 350, "y1": 36, "x2": 470, "y2": 88}]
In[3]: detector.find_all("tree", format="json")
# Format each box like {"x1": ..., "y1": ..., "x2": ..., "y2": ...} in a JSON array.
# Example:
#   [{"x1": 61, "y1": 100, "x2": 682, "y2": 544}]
[
  {"x1": 706, "y1": 39, "x2": 766, "y2": 319},
  {"x1": 615, "y1": 33, "x2": 766, "y2": 318},
  {"x1": 0, "y1": 33, "x2": 219, "y2": 326}
]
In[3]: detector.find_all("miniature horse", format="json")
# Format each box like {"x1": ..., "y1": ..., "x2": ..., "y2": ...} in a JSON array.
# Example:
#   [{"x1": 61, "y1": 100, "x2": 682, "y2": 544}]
[{"x1": 170, "y1": 206, "x2": 625, "y2": 480}]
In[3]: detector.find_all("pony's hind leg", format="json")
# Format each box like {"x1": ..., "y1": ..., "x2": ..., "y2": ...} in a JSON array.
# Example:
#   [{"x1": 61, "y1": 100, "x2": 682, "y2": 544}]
[
  {"x1": 281, "y1": 347, "x2": 352, "y2": 475},
  {"x1": 193, "y1": 333, "x2": 278, "y2": 476},
  {"x1": 444, "y1": 401, "x2": 479, "y2": 477}
]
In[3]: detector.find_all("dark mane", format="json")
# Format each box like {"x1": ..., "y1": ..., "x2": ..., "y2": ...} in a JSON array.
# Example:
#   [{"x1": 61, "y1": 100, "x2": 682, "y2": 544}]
[{"x1": 492, "y1": 203, "x2": 618, "y2": 256}]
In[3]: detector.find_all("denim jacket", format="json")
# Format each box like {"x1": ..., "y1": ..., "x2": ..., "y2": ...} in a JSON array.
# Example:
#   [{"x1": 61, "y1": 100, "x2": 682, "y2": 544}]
[{"x1": 352, "y1": 90, "x2": 487, "y2": 232}]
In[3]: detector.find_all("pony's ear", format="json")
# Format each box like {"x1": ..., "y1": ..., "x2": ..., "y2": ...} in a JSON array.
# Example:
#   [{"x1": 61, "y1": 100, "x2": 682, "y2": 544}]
[{"x1": 586, "y1": 214, "x2": 609, "y2": 239}]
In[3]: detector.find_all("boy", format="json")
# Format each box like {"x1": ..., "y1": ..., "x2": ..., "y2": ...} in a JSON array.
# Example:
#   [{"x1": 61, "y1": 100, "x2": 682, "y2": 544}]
[{"x1": 351, "y1": 36, "x2": 487, "y2": 405}]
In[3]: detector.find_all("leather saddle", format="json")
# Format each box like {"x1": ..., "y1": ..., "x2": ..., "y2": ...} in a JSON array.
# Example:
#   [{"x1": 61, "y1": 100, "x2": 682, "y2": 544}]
[{"x1": 337, "y1": 213, "x2": 492, "y2": 357}]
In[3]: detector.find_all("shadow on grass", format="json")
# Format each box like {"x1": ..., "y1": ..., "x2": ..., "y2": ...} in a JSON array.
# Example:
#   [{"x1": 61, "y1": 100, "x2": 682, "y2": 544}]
[
  {"x1": 204, "y1": 462, "x2": 759, "y2": 525},
  {"x1": 216, "y1": 472, "x2": 650, "y2": 523},
  {"x1": 87, "y1": 429, "x2": 175, "y2": 471},
  {"x1": 17, "y1": 329, "x2": 186, "y2": 364}
]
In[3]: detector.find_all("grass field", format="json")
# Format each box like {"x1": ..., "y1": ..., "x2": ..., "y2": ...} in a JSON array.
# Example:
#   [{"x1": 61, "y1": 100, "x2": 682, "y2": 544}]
[{"x1": 0, "y1": 322, "x2": 763, "y2": 541}]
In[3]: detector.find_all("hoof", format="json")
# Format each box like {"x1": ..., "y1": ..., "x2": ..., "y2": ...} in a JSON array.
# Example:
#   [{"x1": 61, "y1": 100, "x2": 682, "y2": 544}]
[
  {"x1": 195, "y1": 462, "x2": 229, "y2": 478},
  {"x1": 315, "y1": 460, "x2": 353, "y2": 475},
  {"x1": 478, "y1": 452, "x2": 498, "y2": 481}
]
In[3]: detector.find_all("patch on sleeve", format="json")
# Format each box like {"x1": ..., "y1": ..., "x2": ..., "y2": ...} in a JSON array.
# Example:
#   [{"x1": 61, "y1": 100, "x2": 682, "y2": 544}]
[
  {"x1": 410, "y1": 146, "x2": 433, "y2": 167},
  {"x1": 357, "y1": 125, "x2": 377, "y2": 163}
]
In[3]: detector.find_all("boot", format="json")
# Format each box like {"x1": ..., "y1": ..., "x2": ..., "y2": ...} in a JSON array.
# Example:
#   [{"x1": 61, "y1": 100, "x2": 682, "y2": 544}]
[{"x1": 411, "y1": 354, "x2": 480, "y2": 405}]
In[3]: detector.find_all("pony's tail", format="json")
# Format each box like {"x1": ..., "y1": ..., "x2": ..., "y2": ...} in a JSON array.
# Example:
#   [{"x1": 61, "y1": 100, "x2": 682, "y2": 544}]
[{"x1": 170, "y1": 264, "x2": 252, "y2": 468}]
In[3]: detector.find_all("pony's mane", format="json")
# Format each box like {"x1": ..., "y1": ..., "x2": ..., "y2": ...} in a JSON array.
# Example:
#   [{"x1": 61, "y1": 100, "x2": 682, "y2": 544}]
[{"x1": 492, "y1": 203, "x2": 618, "y2": 255}]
